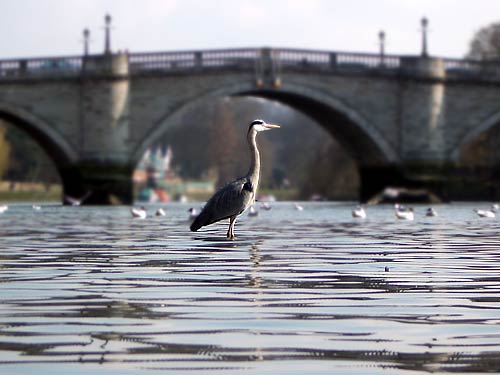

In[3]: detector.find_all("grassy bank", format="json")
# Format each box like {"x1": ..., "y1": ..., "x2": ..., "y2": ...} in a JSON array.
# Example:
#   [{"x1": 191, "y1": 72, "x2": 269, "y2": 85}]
[{"x1": 0, "y1": 181, "x2": 62, "y2": 202}]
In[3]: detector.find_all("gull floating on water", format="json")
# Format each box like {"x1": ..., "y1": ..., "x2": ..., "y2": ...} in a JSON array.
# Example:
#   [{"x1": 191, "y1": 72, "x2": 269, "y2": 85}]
[
  {"x1": 492, "y1": 203, "x2": 499, "y2": 211},
  {"x1": 0, "y1": 205, "x2": 8, "y2": 213},
  {"x1": 131, "y1": 206, "x2": 147, "y2": 219},
  {"x1": 426, "y1": 207, "x2": 437, "y2": 217},
  {"x1": 32, "y1": 205, "x2": 41, "y2": 211},
  {"x1": 395, "y1": 207, "x2": 414, "y2": 220},
  {"x1": 188, "y1": 207, "x2": 198, "y2": 220},
  {"x1": 248, "y1": 206, "x2": 259, "y2": 217},
  {"x1": 64, "y1": 191, "x2": 92, "y2": 206},
  {"x1": 394, "y1": 203, "x2": 408, "y2": 212},
  {"x1": 352, "y1": 205, "x2": 366, "y2": 219},
  {"x1": 260, "y1": 202, "x2": 272, "y2": 211},
  {"x1": 155, "y1": 208, "x2": 166, "y2": 216},
  {"x1": 474, "y1": 208, "x2": 496, "y2": 218},
  {"x1": 294, "y1": 203, "x2": 304, "y2": 211}
]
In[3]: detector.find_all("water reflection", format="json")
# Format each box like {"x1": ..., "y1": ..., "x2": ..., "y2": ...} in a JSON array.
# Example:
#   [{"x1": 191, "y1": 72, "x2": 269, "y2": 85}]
[{"x1": 0, "y1": 202, "x2": 500, "y2": 373}]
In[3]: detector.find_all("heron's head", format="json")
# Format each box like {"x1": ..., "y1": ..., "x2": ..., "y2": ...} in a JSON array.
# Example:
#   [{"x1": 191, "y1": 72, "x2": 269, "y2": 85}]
[{"x1": 248, "y1": 119, "x2": 280, "y2": 133}]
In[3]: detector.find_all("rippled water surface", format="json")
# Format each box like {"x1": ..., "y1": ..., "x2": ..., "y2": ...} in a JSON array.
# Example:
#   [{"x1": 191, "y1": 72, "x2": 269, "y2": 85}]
[{"x1": 1, "y1": 202, "x2": 500, "y2": 374}]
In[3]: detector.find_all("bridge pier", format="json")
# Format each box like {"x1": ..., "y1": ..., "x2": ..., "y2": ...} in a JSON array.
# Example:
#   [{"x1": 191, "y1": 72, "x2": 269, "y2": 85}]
[{"x1": 70, "y1": 52, "x2": 132, "y2": 205}]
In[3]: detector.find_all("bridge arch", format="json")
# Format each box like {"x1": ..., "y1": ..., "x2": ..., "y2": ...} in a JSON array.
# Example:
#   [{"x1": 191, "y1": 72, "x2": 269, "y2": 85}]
[
  {"x1": 451, "y1": 109, "x2": 500, "y2": 161},
  {"x1": 0, "y1": 103, "x2": 78, "y2": 165},
  {"x1": 131, "y1": 82, "x2": 399, "y2": 168},
  {"x1": 0, "y1": 102, "x2": 80, "y2": 199}
]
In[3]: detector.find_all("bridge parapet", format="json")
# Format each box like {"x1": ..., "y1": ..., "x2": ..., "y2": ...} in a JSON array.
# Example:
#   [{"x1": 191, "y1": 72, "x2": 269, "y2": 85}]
[{"x1": 2, "y1": 48, "x2": 500, "y2": 82}]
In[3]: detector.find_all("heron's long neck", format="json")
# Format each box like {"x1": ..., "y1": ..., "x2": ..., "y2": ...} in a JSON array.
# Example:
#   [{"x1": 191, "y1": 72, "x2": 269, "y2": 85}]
[{"x1": 247, "y1": 130, "x2": 260, "y2": 187}]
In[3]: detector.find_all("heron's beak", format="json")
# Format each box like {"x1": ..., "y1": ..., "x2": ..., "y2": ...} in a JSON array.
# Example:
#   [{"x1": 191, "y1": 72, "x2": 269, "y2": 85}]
[{"x1": 264, "y1": 124, "x2": 280, "y2": 129}]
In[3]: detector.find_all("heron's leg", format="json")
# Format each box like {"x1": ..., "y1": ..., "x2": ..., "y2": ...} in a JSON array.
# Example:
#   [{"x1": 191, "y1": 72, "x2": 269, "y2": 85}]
[{"x1": 227, "y1": 216, "x2": 236, "y2": 240}]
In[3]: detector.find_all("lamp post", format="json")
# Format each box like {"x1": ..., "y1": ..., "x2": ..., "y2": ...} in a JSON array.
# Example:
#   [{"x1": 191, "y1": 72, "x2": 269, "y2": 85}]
[
  {"x1": 104, "y1": 14, "x2": 112, "y2": 54},
  {"x1": 421, "y1": 17, "x2": 429, "y2": 57},
  {"x1": 379, "y1": 30, "x2": 386, "y2": 66},
  {"x1": 83, "y1": 28, "x2": 90, "y2": 56}
]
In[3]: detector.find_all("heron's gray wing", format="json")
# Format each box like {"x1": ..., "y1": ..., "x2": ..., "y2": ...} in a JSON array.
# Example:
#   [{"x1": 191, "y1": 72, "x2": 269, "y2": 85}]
[{"x1": 190, "y1": 178, "x2": 253, "y2": 231}]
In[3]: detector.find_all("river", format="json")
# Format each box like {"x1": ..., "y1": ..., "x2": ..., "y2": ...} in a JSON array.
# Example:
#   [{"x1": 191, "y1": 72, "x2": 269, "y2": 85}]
[{"x1": 1, "y1": 202, "x2": 500, "y2": 374}]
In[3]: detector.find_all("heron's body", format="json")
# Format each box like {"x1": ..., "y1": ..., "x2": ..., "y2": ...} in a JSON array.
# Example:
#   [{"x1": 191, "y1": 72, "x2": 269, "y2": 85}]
[{"x1": 190, "y1": 119, "x2": 279, "y2": 239}]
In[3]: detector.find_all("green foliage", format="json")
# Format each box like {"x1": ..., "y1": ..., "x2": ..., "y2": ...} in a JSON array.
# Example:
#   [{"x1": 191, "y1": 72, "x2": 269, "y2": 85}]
[
  {"x1": 0, "y1": 120, "x2": 60, "y2": 185},
  {"x1": 0, "y1": 122, "x2": 11, "y2": 180}
]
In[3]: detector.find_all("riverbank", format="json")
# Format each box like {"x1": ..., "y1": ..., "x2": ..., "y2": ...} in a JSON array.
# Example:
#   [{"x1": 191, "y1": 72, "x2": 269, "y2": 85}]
[{"x1": 0, "y1": 181, "x2": 61, "y2": 202}]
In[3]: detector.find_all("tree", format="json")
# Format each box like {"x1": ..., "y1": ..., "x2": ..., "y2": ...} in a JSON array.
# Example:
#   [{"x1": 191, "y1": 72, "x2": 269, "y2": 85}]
[
  {"x1": 211, "y1": 99, "x2": 241, "y2": 188},
  {"x1": 0, "y1": 121, "x2": 60, "y2": 184},
  {"x1": 466, "y1": 22, "x2": 500, "y2": 60},
  {"x1": 0, "y1": 121, "x2": 11, "y2": 181}
]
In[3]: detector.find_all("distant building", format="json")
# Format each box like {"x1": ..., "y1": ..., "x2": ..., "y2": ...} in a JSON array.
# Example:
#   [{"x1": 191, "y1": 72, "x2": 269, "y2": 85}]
[{"x1": 133, "y1": 146, "x2": 173, "y2": 202}]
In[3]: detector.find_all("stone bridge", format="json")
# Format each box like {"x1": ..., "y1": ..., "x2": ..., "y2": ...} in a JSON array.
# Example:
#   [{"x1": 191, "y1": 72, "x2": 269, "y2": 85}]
[{"x1": 1, "y1": 47, "x2": 500, "y2": 203}]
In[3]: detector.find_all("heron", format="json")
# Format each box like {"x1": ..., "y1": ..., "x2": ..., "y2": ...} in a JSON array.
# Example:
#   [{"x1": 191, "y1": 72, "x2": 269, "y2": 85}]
[{"x1": 190, "y1": 119, "x2": 280, "y2": 239}]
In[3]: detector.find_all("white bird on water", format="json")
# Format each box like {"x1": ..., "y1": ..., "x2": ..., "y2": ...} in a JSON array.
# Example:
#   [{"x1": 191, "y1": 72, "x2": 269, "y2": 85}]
[
  {"x1": 190, "y1": 119, "x2": 280, "y2": 239},
  {"x1": 64, "y1": 191, "x2": 92, "y2": 206},
  {"x1": 426, "y1": 207, "x2": 437, "y2": 217},
  {"x1": 352, "y1": 205, "x2": 366, "y2": 219},
  {"x1": 474, "y1": 208, "x2": 496, "y2": 218},
  {"x1": 248, "y1": 206, "x2": 259, "y2": 217},
  {"x1": 188, "y1": 207, "x2": 198, "y2": 220},
  {"x1": 395, "y1": 206, "x2": 414, "y2": 220},
  {"x1": 0, "y1": 205, "x2": 8, "y2": 213},
  {"x1": 155, "y1": 208, "x2": 166, "y2": 216},
  {"x1": 294, "y1": 203, "x2": 304, "y2": 211},
  {"x1": 131, "y1": 206, "x2": 147, "y2": 219},
  {"x1": 260, "y1": 202, "x2": 272, "y2": 211}
]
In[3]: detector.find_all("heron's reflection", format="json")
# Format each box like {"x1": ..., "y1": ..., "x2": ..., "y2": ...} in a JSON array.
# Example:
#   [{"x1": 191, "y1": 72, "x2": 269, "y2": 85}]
[
  {"x1": 249, "y1": 243, "x2": 263, "y2": 290},
  {"x1": 248, "y1": 243, "x2": 264, "y2": 361}
]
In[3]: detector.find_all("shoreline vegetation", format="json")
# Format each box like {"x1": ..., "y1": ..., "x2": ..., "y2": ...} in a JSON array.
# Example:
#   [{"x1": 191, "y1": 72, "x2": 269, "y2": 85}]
[
  {"x1": 0, "y1": 181, "x2": 61, "y2": 202},
  {"x1": 0, "y1": 181, "x2": 310, "y2": 203}
]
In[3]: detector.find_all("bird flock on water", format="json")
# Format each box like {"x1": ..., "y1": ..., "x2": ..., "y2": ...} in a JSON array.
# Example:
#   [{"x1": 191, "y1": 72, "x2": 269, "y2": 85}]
[{"x1": 125, "y1": 201, "x2": 500, "y2": 229}]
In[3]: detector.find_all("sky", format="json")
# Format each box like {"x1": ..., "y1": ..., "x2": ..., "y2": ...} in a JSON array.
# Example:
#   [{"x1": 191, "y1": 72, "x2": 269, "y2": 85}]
[{"x1": 0, "y1": 0, "x2": 499, "y2": 59}]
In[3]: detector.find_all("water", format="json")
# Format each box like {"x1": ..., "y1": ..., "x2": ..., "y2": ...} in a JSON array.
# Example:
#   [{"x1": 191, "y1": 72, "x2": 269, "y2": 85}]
[{"x1": 1, "y1": 202, "x2": 500, "y2": 374}]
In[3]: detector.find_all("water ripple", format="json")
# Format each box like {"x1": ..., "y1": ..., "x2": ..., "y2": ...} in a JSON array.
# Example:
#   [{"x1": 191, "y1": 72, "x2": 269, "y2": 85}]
[{"x1": 1, "y1": 202, "x2": 500, "y2": 374}]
